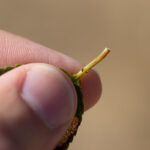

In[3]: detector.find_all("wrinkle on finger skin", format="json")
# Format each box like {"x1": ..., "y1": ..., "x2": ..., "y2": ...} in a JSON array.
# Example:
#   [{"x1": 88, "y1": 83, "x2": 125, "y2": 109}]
[{"x1": 0, "y1": 30, "x2": 81, "y2": 73}]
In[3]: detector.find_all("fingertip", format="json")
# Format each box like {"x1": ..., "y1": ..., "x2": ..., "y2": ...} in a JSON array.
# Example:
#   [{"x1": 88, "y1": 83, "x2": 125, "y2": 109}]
[{"x1": 80, "y1": 69, "x2": 102, "y2": 110}]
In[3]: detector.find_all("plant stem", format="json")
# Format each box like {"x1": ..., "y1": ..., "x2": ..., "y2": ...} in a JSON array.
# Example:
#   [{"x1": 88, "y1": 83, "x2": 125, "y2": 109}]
[{"x1": 73, "y1": 48, "x2": 110, "y2": 80}]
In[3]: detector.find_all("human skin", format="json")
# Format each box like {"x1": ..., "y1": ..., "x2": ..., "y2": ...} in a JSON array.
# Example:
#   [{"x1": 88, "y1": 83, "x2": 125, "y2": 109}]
[{"x1": 0, "y1": 30, "x2": 102, "y2": 150}]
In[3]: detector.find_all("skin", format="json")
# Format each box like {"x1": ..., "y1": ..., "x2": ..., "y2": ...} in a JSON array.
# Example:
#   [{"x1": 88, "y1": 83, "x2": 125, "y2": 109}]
[{"x1": 0, "y1": 30, "x2": 102, "y2": 150}]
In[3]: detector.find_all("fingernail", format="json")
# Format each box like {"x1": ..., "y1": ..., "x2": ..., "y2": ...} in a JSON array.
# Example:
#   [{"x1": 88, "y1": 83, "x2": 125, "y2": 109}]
[{"x1": 21, "y1": 64, "x2": 77, "y2": 129}]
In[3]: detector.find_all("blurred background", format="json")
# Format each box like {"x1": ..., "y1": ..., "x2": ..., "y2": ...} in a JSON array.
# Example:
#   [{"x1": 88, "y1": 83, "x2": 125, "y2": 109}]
[{"x1": 0, "y1": 0, "x2": 150, "y2": 149}]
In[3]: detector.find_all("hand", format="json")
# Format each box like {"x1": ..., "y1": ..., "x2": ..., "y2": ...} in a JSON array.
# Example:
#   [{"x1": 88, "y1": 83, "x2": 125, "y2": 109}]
[{"x1": 0, "y1": 30, "x2": 102, "y2": 150}]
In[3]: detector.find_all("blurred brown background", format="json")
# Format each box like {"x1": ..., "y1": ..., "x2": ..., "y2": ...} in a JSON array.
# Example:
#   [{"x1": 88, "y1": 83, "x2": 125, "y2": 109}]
[{"x1": 0, "y1": 0, "x2": 150, "y2": 149}]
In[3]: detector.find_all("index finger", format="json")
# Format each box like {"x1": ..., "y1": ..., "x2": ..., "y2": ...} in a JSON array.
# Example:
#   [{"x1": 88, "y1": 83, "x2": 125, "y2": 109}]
[{"x1": 0, "y1": 30, "x2": 102, "y2": 110}]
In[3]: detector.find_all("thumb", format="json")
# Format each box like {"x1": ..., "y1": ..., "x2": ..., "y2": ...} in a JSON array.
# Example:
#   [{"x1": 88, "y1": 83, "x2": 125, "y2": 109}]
[{"x1": 0, "y1": 63, "x2": 77, "y2": 150}]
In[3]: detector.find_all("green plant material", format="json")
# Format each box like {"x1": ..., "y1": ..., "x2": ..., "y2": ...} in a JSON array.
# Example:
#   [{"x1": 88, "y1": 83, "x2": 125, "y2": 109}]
[
  {"x1": 0, "y1": 64, "x2": 21, "y2": 75},
  {"x1": 55, "y1": 69, "x2": 84, "y2": 150},
  {"x1": 61, "y1": 69, "x2": 84, "y2": 120}
]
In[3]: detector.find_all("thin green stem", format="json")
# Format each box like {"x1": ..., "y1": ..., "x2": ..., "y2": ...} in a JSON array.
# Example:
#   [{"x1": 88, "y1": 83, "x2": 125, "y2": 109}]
[{"x1": 73, "y1": 48, "x2": 110, "y2": 80}]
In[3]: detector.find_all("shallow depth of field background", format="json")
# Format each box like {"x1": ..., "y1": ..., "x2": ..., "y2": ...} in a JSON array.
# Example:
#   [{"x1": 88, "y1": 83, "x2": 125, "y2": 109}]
[{"x1": 0, "y1": 0, "x2": 150, "y2": 150}]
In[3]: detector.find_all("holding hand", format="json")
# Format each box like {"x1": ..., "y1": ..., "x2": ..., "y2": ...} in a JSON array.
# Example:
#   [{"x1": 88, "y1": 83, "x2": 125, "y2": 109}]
[{"x1": 0, "y1": 30, "x2": 102, "y2": 150}]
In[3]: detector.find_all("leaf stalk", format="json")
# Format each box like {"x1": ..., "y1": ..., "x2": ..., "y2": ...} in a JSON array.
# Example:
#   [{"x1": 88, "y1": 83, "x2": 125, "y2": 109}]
[{"x1": 73, "y1": 48, "x2": 110, "y2": 80}]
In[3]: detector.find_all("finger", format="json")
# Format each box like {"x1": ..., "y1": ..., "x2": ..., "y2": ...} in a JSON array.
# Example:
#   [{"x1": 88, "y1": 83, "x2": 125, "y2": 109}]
[
  {"x1": 0, "y1": 30, "x2": 102, "y2": 110},
  {"x1": 0, "y1": 63, "x2": 77, "y2": 150}
]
